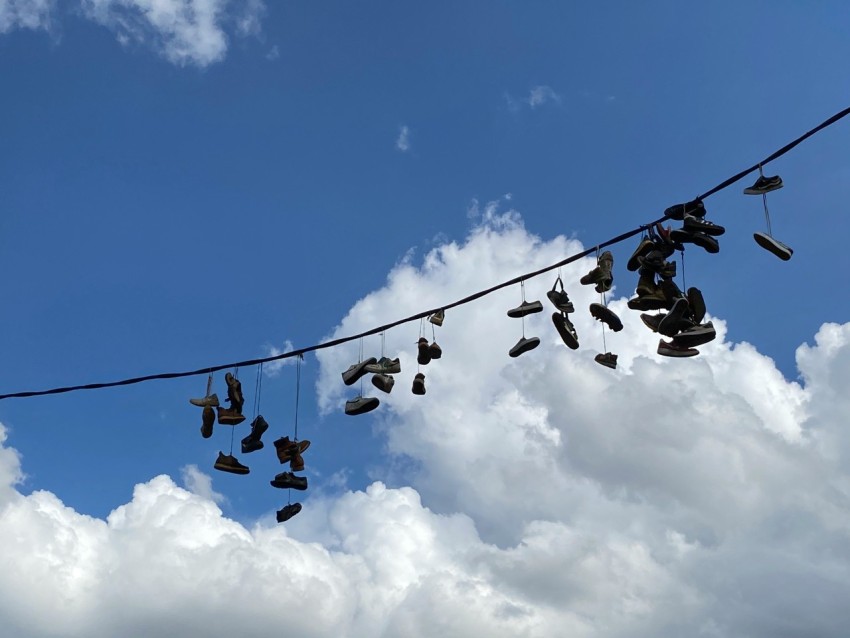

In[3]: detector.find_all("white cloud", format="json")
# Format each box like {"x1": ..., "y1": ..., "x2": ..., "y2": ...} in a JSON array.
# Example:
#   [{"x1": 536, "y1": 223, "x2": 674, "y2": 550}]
[
  {"x1": 526, "y1": 85, "x2": 561, "y2": 108},
  {"x1": 180, "y1": 464, "x2": 226, "y2": 504},
  {"x1": 0, "y1": 0, "x2": 54, "y2": 33},
  {"x1": 3, "y1": 210, "x2": 850, "y2": 635},
  {"x1": 262, "y1": 339, "x2": 296, "y2": 376},
  {"x1": 395, "y1": 125, "x2": 410, "y2": 152},
  {"x1": 79, "y1": 0, "x2": 266, "y2": 67},
  {"x1": 265, "y1": 43, "x2": 278, "y2": 60}
]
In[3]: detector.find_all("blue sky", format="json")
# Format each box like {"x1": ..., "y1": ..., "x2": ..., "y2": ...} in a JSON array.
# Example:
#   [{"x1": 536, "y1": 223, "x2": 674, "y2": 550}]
[{"x1": 1, "y1": 2, "x2": 850, "y2": 636}]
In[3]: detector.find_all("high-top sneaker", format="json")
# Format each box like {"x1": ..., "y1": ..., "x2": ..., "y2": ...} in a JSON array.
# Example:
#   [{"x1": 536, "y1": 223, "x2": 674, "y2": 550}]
[
  {"x1": 686, "y1": 287, "x2": 707, "y2": 325},
  {"x1": 241, "y1": 415, "x2": 270, "y2": 454},
  {"x1": 664, "y1": 198, "x2": 706, "y2": 221},
  {"x1": 628, "y1": 273, "x2": 666, "y2": 311},
  {"x1": 580, "y1": 251, "x2": 614, "y2": 293},
  {"x1": 225, "y1": 373, "x2": 244, "y2": 413}
]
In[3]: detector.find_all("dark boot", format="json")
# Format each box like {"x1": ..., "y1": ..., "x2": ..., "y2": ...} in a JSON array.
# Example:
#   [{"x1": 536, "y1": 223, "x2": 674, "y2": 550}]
[
  {"x1": 225, "y1": 373, "x2": 244, "y2": 413},
  {"x1": 241, "y1": 415, "x2": 270, "y2": 454},
  {"x1": 200, "y1": 406, "x2": 215, "y2": 438}
]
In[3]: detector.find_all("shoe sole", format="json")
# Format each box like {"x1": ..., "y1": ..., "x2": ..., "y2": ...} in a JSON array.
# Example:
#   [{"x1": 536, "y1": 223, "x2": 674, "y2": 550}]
[
  {"x1": 509, "y1": 337, "x2": 540, "y2": 358},
  {"x1": 507, "y1": 302, "x2": 543, "y2": 318},
  {"x1": 589, "y1": 303, "x2": 623, "y2": 332},
  {"x1": 628, "y1": 296, "x2": 667, "y2": 311},
  {"x1": 552, "y1": 313, "x2": 579, "y2": 349},
  {"x1": 753, "y1": 233, "x2": 792, "y2": 261},
  {"x1": 345, "y1": 399, "x2": 380, "y2": 415},
  {"x1": 744, "y1": 183, "x2": 783, "y2": 195},
  {"x1": 658, "y1": 298, "x2": 689, "y2": 337},
  {"x1": 270, "y1": 480, "x2": 308, "y2": 490},
  {"x1": 342, "y1": 358, "x2": 377, "y2": 385},
  {"x1": 657, "y1": 341, "x2": 699, "y2": 358},
  {"x1": 214, "y1": 463, "x2": 250, "y2": 475}
]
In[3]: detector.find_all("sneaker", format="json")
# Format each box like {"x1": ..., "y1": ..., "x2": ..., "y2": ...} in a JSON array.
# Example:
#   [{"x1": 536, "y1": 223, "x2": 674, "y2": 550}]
[
  {"x1": 640, "y1": 313, "x2": 663, "y2": 333},
  {"x1": 658, "y1": 298, "x2": 689, "y2": 337},
  {"x1": 507, "y1": 300, "x2": 543, "y2": 318},
  {"x1": 364, "y1": 357, "x2": 401, "y2": 374},
  {"x1": 342, "y1": 357, "x2": 378, "y2": 385},
  {"x1": 627, "y1": 295, "x2": 667, "y2": 311},
  {"x1": 589, "y1": 303, "x2": 623, "y2": 332},
  {"x1": 658, "y1": 279, "x2": 685, "y2": 309},
  {"x1": 664, "y1": 198, "x2": 705, "y2": 221},
  {"x1": 241, "y1": 415, "x2": 269, "y2": 454},
  {"x1": 412, "y1": 372, "x2": 426, "y2": 395},
  {"x1": 638, "y1": 252, "x2": 676, "y2": 279},
  {"x1": 270, "y1": 471, "x2": 308, "y2": 490},
  {"x1": 686, "y1": 287, "x2": 706, "y2": 325},
  {"x1": 683, "y1": 214, "x2": 725, "y2": 236},
  {"x1": 371, "y1": 373, "x2": 395, "y2": 394},
  {"x1": 552, "y1": 312, "x2": 579, "y2": 350},
  {"x1": 214, "y1": 452, "x2": 250, "y2": 475},
  {"x1": 744, "y1": 174, "x2": 783, "y2": 195},
  {"x1": 200, "y1": 405, "x2": 215, "y2": 438},
  {"x1": 276, "y1": 503, "x2": 302, "y2": 523},
  {"x1": 274, "y1": 437, "x2": 311, "y2": 464},
  {"x1": 429, "y1": 341, "x2": 442, "y2": 360},
  {"x1": 753, "y1": 232, "x2": 793, "y2": 261},
  {"x1": 672, "y1": 321, "x2": 716, "y2": 348},
  {"x1": 669, "y1": 229, "x2": 720, "y2": 254},
  {"x1": 627, "y1": 237, "x2": 656, "y2": 272},
  {"x1": 417, "y1": 338, "x2": 432, "y2": 365},
  {"x1": 594, "y1": 352, "x2": 618, "y2": 369},
  {"x1": 657, "y1": 339, "x2": 699, "y2": 358},
  {"x1": 509, "y1": 336, "x2": 540, "y2": 358},
  {"x1": 429, "y1": 309, "x2": 445, "y2": 326},
  {"x1": 190, "y1": 393, "x2": 220, "y2": 408},
  {"x1": 580, "y1": 251, "x2": 614, "y2": 293},
  {"x1": 216, "y1": 406, "x2": 245, "y2": 426},
  {"x1": 225, "y1": 373, "x2": 244, "y2": 412},
  {"x1": 345, "y1": 396, "x2": 380, "y2": 415}
]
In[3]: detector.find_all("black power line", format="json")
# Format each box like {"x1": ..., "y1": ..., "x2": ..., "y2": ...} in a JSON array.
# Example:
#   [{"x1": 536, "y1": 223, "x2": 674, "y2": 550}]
[{"x1": 2, "y1": 106, "x2": 849, "y2": 402}]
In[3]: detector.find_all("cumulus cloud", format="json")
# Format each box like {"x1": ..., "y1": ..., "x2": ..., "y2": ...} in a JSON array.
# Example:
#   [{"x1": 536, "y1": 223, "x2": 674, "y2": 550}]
[
  {"x1": 0, "y1": 0, "x2": 54, "y2": 33},
  {"x1": 395, "y1": 125, "x2": 410, "y2": 152},
  {"x1": 180, "y1": 464, "x2": 226, "y2": 504},
  {"x1": 526, "y1": 85, "x2": 561, "y2": 108},
  {"x1": 262, "y1": 338, "x2": 297, "y2": 376},
  {"x1": 79, "y1": 0, "x2": 265, "y2": 67},
  {"x1": 3, "y1": 209, "x2": 850, "y2": 636}
]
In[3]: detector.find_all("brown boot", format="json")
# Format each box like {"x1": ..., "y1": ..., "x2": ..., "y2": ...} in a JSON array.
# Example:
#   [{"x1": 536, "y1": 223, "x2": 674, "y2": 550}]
[
  {"x1": 217, "y1": 406, "x2": 245, "y2": 426},
  {"x1": 200, "y1": 406, "x2": 215, "y2": 438}
]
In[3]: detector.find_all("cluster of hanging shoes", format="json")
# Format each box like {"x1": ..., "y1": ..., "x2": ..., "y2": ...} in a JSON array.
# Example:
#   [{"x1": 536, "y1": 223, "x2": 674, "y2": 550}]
[
  {"x1": 189, "y1": 363, "x2": 311, "y2": 524},
  {"x1": 342, "y1": 310, "x2": 444, "y2": 414}
]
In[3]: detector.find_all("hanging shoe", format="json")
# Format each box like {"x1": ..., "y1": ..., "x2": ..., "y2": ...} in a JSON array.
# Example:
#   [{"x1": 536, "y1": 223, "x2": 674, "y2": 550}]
[
  {"x1": 225, "y1": 373, "x2": 244, "y2": 413},
  {"x1": 547, "y1": 277, "x2": 575, "y2": 312},
  {"x1": 342, "y1": 357, "x2": 378, "y2": 385},
  {"x1": 345, "y1": 396, "x2": 380, "y2": 415},
  {"x1": 274, "y1": 437, "x2": 311, "y2": 464},
  {"x1": 589, "y1": 303, "x2": 623, "y2": 332},
  {"x1": 277, "y1": 503, "x2": 302, "y2": 523},
  {"x1": 290, "y1": 452, "x2": 305, "y2": 472},
  {"x1": 241, "y1": 415, "x2": 270, "y2": 454},
  {"x1": 506, "y1": 300, "x2": 543, "y2": 318},
  {"x1": 270, "y1": 472, "x2": 308, "y2": 490},
  {"x1": 744, "y1": 174, "x2": 783, "y2": 195},
  {"x1": 594, "y1": 352, "x2": 618, "y2": 369},
  {"x1": 216, "y1": 406, "x2": 246, "y2": 426},
  {"x1": 627, "y1": 237, "x2": 656, "y2": 271},
  {"x1": 371, "y1": 373, "x2": 395, "y2": 394},
  {"x1": 669, "y1": 229, "x2": 720, "y2": 254},
  {"x1": 429, "y1": 341, "x2": 442, "y2": 360},
  {"x1": 640, "y1": 313, "x2": 663, "y2": 333},
  {"x1": 214, "y1": 452, "x2": 250, "y2": 475},
  {"x1": 664, "y1": 198, "x2": 706, "y2": 221},
  {"x1": 658, "y1": 279, "x2": 685, "y2": 310},
  {"x1": 552, "y1": 312, "x2": 579, "y2": 350},
  {"x1": 509, "y1": 336, "x2": 540, "y2": 358},
  {"x1": 686, "y1": 287, "x2": 707, "y2": 325},
  {"x1": 412, "y1": 372, "x2": 426, "y2": 395},
  {"x1": 365, "y1": 357, "x2": 401, "y2": 374},
  {"x1": 627, "y1": 273, "x2": 666, "y2": 311},
  {"x1": 658, "y1": 298, "x2": 690, "y2": 337},
  {"x1": 417, "y1": 338, "x2": 432, "y2": 365},
  {"x1": 190, "y1": 393, "x2": 220, "y2": 408},
  {"x1": 580, "y1": 251, "x2": 614, "y2": 293},
  {"x1": 200, "y1": 405, "x2": 215, "y2": 438},
  {"x1": 683, "y1": 214, "x2": 725, "y2": 236},
  {"x1": 753, "y1": 232, "x2": 793, "y2": 261},
  {"x1": 429, "y1": 309, "x2": 445, "y2": 326},
  {"x1": 657, "y1": 339, "x2": 699, "y2": 358},
  {"x1": 672, "y1": 321, "x2": 716, "y2": 348}
]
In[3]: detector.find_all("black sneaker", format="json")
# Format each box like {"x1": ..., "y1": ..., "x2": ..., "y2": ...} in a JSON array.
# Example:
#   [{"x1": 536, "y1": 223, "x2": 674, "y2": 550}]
[
  {"x1": 276, "y1": 503, "x2": 302, "y2": 523},
  {"x1": 371, "y1": 373, "x2": 395, "y2": 394},
  {"x1": 627, "y1": 237, "x2": 656, "y2": 272},
  {"x1": 594, "y1": 352, "x2": 618, "y2": 369},
  {"x1": 744, "y1": 175, "x2": 783, "y2": 195},
  {"x1": 429, "y1": 341, "x2": 442, "y2": 360},
  {"x1": 753, "y1": 233, "x2": 793, "y2": 261},
  {"x1": 664, "y1": 198, "x2": 705, "y2": 221},
  {"x1": 241, "y1": 415, "x2": 269, "y2": 454},
  {"x1": 658, "y1": 298, "x2": 689, "y2": 337},
  {"x1": 507, "y1": 300, "x2": 543, "y2": 318},
  {"x1": 214, "y1": 452, "x2": 250, "y2": 475},
  {"x1": 270, "y1": 471, "x2": 308, "y2": 490},
  {"x1": 672, "y1": 321, "x2": 716, "y2": 348},
  {"x1": 686, "y1": 287, "x2": 706, "y2": 325},
  {"x1": 683, "y1": 214, "x2": 725, "y2": 236},
  {"x1": 552, "y1": 312, "x2": 579, "y2": 349},
  {"x1": 342, "y1": 358, "x2": 378, "y2": 385},
  {"x1": 657, "y1": 339, "x2": 699, "y2": 358},
  {"x1": 412, "y1": 372, "x2": 426, "y2": 395},
  {"x1": 509, "y1": 336, "x2": 540, "y2": 358},
  {"x1": 669, "y1": 229, "x2": 720, "y2": 254},
  {"x1": 589, "y1": 303, "x2": 623, "y2": 332},
  {"x1": 417, "y1": 338, "x2": 432, "y2": 365},
  {"x1": 345, "y1": 396, "x2": 380, "y2": 415}
]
